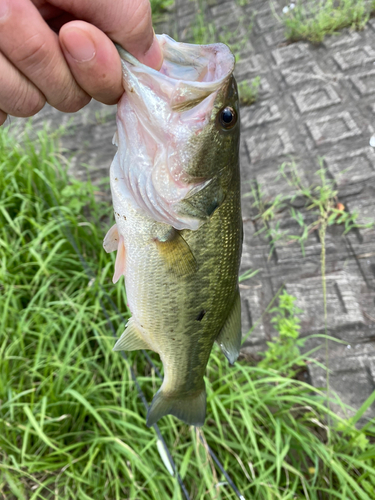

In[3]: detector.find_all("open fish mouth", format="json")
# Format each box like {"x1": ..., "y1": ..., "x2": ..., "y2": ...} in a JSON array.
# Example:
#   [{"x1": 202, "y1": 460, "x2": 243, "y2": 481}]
[
  {"x1": 111, "y1": 35, "x2": 236, "y2": 230},
  {"x1": 117, "y1": 35, "x2": 235, "y2": 113}
]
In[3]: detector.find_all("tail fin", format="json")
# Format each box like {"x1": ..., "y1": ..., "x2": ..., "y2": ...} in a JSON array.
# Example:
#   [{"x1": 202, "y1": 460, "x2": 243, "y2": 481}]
[{"x1": 146, "y1": 387, "x2": 206, "y2": 427}]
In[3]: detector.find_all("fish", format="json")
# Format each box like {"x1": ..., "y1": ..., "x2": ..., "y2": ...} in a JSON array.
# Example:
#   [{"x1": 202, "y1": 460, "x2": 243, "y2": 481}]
[{"x1": 103, "y1": 34, "x2": 242, "y2": 427}]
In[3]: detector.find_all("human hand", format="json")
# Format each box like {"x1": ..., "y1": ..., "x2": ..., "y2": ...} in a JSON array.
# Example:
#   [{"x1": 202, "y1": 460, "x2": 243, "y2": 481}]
[{"x1": 0, "y1": 0, "x2": 163, "y2": 125}]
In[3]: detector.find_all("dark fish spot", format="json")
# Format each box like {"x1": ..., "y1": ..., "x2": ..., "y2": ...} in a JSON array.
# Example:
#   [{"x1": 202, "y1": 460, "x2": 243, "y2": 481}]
[
  {"x1": 196, "y1": 310, "x2": 206, "y2": 322},
  {"x1": 172, "y1": 338, "x2": 175, "y2": 341},
  {"x1": 123, "y1": 215, "x2": 127, "y2": 220}
]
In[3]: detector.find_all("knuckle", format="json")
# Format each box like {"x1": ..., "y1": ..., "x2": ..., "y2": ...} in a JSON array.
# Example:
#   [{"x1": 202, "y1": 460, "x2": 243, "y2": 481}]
[
  {"x1": 9, "y1": 32, "x2": 49, "y2": 71},
  {"x1": 11, "y1": 86, "x2": 45, "y2": 117},
  {"x1": 54, "y1": 90, "x2": 91, "y2": 113},
  {"x1": 125, "y1": 0, "x2": 151, "y2": 39}
]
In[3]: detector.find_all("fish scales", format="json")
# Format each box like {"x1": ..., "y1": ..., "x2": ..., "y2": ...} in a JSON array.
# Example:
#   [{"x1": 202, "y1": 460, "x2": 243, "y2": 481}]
[{"x1": 105, "y1": 35, "x2": 242, "y2": 427}]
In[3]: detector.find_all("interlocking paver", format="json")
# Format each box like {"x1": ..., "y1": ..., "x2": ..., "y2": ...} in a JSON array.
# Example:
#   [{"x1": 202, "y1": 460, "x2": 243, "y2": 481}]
[
  {"x1": 281, "y1": 62, "x2": 325, "y2": 86},
  {"x1": 305, "y1": 111, "x2": 362, "y2": 146},
  {"x1": 292, "y1": 84, "x2": 341, "y2": 113},
  {"x1": 241, "y1": 100, "x2": 282, "y2": 127},
  {"x1": 324, "y1": 147, "x2": 375, "y2": 185},
  {"x1": 235, "y1": 55, "x2": 266, "y2": 76},
  {"x1": 350, "y1": 70, "x2": 375, "y2": 95},
  {"x1": 272, "y1": 43, "x2": 311, "y2": 65},
  {"x1": 245, "y1": 127, "x2": 295, "y2": 161},
  {"x1": 10, "y1": 0, "x2": 375, "y2": 420},
  {"x1": 333, "y1": 46, "x2": 375, "y2": 70},
  {"x1": 322, "y1": 30, "x2": 362, "y2": 48}
]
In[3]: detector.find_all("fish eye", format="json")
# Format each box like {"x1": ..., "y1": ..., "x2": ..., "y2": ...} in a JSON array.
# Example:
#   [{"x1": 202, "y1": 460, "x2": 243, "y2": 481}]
[{"x1": 219, "y1": 107, "x2": 237, "y2": 129}]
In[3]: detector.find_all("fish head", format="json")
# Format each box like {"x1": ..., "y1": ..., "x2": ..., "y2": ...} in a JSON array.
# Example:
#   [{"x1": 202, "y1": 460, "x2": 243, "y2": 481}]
[{"x1": 113, "y1": 35, "x2": 239, "y2": 230}]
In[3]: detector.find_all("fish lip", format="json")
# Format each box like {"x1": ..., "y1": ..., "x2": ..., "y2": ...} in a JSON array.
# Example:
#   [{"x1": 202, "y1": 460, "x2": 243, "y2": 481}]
[{"x1": 116, "y1": 34, "x2": 235, "y2": 93}]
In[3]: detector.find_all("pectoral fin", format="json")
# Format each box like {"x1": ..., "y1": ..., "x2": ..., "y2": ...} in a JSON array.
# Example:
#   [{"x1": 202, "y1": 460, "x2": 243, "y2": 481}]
[
  {"x1": 155, "y1": 228, "x2": 197, "y2": 277},
  {"x1": 216, "y1": 289, "x2": 242, "y2": 365},
  {"x1": 113, "y1": 235, "x2": 126, "y2": 283},
  {"x1": 113, "y1": 318, "x2": 154, "y2": 352},
  {"x1": 103, "y1": 224, "x2": 119, "y2": 253}
]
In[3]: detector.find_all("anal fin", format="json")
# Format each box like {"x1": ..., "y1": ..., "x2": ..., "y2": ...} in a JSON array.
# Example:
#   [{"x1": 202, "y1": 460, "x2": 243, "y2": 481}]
[
  {"x1": 155, "y1": 228, "x2": 197, "y2": 278},
  {"x1": 113, "y1": 318, "x2": 154, "y2": 352},
  {"x1": 216, "y1": 289, "x2": 242, "y2": 365}
]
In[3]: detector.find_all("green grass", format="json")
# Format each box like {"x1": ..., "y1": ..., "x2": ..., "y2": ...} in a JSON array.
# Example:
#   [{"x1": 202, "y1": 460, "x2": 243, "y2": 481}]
[
  {"x1": 1, "y1": 126, "x2": 375, "y2": 499},
  {"x1": 238, "y1": 77, "x2": 261, "y2": 106},
  {"x1": 258, "y1": 291, "x2": 306, "y2": 378},
  {"x1": 150, "y1": 0, "x2": 175, "y2": 21},
  {"x1": 280, "y1": 0, "x2": 375, "y2": 44}
]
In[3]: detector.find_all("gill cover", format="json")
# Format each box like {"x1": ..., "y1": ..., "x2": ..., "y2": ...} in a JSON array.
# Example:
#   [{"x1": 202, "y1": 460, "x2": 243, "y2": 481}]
[{"x1": 111, "y1": 34, "x2": 236, "y2": 230}]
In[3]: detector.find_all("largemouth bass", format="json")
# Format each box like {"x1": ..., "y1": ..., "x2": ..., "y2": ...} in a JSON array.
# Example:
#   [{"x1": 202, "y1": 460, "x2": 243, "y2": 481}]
[{"x1": 104, "y1": 35, "x2": 242, "y2": 427}]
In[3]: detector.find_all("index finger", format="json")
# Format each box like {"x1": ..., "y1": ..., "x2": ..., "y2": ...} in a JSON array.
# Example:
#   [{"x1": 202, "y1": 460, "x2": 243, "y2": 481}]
[
  {"x1": 0, "y1": 0, "x2": 90, "y2": 112},
  {"x1": 45, "y1": 0, "x2": 163, "y2": 69}
]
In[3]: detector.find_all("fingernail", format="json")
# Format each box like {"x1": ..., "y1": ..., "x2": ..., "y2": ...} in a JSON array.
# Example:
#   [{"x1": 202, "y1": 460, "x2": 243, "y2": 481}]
[
  {"x1": 62, "y1": 28, "x2": 96, "y2": 62},
  {"x1": 142, "y1": 34, "x2": 163, "y2": 71},
  {"x1": 0, "y1": 0, "x2": 10, "y2": 21}
]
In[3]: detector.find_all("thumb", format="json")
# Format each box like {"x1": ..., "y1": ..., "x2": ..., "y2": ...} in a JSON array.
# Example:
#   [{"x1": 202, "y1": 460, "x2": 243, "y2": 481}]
[{"x1": 113, "y1": 1, "x2": 163, "y2": 70}]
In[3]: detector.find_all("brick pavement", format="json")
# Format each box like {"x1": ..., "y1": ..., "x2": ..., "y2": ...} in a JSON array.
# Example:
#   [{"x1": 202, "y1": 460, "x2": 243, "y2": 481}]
[{"x1": 11, "y1": 0, "x2": 375, "y2": 421}]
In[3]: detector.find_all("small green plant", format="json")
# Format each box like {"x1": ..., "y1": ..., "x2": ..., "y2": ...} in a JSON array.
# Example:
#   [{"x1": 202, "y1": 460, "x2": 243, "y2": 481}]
[
  {"x1": 238, "y1": 76, "x2": 261, "y2": 106},
  {"x1": 244, "y1": 181, "x2": 287, "y2": 257},
  {"x1": 238, "y1": 267, "x2": 260, "y2": 283},
  {"x1": 279, "y1": 161, "x2": 374, "y2": 246},
  {"x1": 191, "y1": 17, "x2": 217, "y2": 45},
  {"x1": 60, "y1": 177, "x2": 94, "y2": 215},
  {"x1": 245, "y1": 180, "x2": 286, "y2": 224},
  {"x1": 259, "y1": 291, "x2": 305, "y2": 376},
  {"x1": 248, "y1": 161, "x2": 374, "y2": 259},
  {"x1": 188, "y1": 0, "x2": 253, "y2": 64},
  {"x1": 150, "y1": 0, "x2": 174, "y2": 21},
  {"x1": 279, "y1": 0, "x2": 375, "y2": 44}
]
